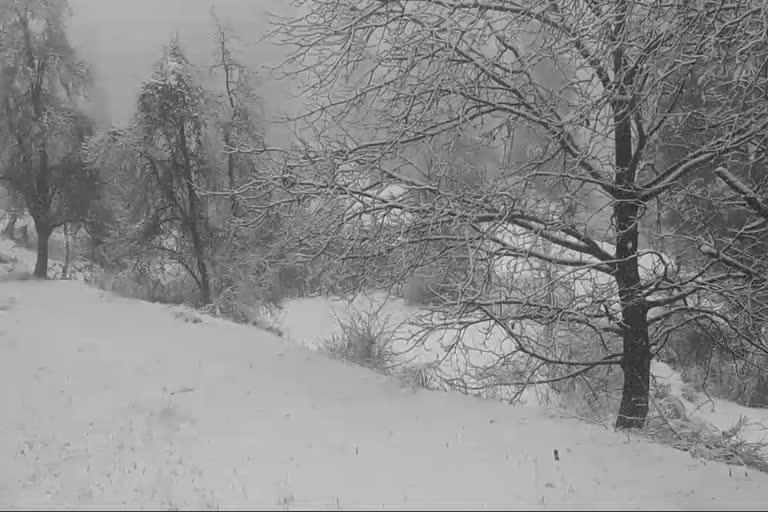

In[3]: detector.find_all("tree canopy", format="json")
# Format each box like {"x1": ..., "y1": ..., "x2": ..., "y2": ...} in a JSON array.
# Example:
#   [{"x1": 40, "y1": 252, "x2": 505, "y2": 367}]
[{"x1": 267, "y1": 0, "x2": 768, "y2": 427}]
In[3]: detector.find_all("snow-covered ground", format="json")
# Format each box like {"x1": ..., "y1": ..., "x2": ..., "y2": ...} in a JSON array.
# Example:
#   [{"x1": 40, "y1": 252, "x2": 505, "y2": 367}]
[
  {"x1": 2, "y1": 226, "x2": 767, "y2": 441},
  {"x1": 2, "y1": 239, "x2": 768, "y2": 509},
  {"x1": 3, "y1": 280, "x2": 768, "y2": 510},
  {"x1": 276, "y1": 294, "x2": 768, "y2": 449},
  {"x1": 651, "y1": 361, "x2": 768, "y2": 450}
]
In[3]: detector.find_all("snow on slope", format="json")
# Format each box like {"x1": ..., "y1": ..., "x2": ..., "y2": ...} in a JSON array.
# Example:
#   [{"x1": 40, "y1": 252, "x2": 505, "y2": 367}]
[
  {"x1": 2, "y1": 280, "x2": 768, "y2": 510},
  {"x1": 277, "y1": 294, "x2": 768, "y2": 449},
  {"x1": 651, "y1": 360, "x2": 768, "y2": 451}
]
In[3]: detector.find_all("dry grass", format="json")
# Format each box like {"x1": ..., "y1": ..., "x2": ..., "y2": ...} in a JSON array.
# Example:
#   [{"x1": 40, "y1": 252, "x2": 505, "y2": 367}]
[
  {"x1": 87, "y1": 268, "x2": 198, "y2": 305},
  {"x1": 200, "y1": 285, "x2": 285, "y2": 336}
]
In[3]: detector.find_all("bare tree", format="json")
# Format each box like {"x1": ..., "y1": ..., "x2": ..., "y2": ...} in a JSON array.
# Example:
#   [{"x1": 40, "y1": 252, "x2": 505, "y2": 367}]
[
  {"x1": 0, "y1": 0, "x2": 97, "y2": 278},
  {"x1": 209, "y1": 10, "x2": 266, "y2": 217},
  {"x1": 263, "y1": 0, "x2": 768, "y2": 427}
]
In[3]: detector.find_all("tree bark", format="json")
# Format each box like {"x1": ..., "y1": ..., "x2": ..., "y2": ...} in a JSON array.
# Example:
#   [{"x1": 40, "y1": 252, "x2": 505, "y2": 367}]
[
  {"x1": 193, "y1": 235, "x2": 211, "y2": 304},
  {"x1": 225, "y1": 127, "x2": 240, "y2": 216},
  {"x1": 613, "y1": 176, "x2": 651, "y2": 428},
  {"x1": 177, "y1": 123, "x2": 211, "y2": 304},
  {"x1": 615, "y1": 272, "x2": 652, "y2": 428},
  {"x1": 33, "y1": 219, "x2": 51, "y2": 279},
  {"x1": 612, "y1": 2, "x2": 652, "y2": 428},
  {"x1": 62, "y1": 223, "x2": 71, "y2": 279}
]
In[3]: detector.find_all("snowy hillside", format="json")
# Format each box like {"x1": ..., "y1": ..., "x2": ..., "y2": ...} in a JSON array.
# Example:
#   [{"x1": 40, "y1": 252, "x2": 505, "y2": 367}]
[
  {"x1": 2, "y1": 270, "x2": 768, "y2": 508},
  {"x1": 276, "y1": 294, "x2": 768, "y2": 449}
]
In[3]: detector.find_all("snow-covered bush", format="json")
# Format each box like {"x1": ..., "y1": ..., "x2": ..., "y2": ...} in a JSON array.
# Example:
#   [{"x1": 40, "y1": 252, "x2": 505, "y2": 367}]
[{"x1": 321, "y1": 308, "x2": 398, "y2": 373}]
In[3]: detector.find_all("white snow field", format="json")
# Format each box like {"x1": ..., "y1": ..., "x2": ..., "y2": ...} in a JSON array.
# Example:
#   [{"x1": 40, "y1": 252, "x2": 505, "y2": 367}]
[{"x1": 2, "y1": 280, "x2": 768, "y2": 510}]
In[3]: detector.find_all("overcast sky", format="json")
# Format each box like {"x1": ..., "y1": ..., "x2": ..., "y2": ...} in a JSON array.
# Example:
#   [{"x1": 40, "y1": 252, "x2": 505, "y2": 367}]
[{"x1": 67, "y1": 0, "x2": 297, "y2": 137}]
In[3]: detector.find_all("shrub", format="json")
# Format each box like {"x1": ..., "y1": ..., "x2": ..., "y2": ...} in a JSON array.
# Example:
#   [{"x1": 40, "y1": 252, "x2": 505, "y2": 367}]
[
  {"x1": 321, "y1": 307, "x2": 398, "y2": 372},
  {"x1": 681, "y1": 351, "x2": 768, "y2": 408},
  {"x1": 397, "y1": 253, "x2": 485, "y2": 308},
  {"x1": 390, "y1": 364, "x2": 439, "y2": 392},
  {"x1": 652, "y1": 378, "x2": 673, "y2": 401},
  {"x1": 645, "y1": 402, "x2": 768, "y2": 473},
  {"x1": 663, "y1": 326, "x2": 715, "y2": 368},
  {"x1": 400, "y1": 273, "x2": 442, "y2": 307},
  {"x1": 552, "y1": 367, "x2": 623, "y2": 423},
  {"x1": 88, "y1": 266, "x2": 197, "y2": 304},
  {"x1": 681, "y1": 383, "x2": 699, "y2": 403},
  {"x1": 541, "y1": 327, "x2": 625, "y2": 423},
  {"x1": 201, "y1": 284, "x2": 285, "y2": 336}
]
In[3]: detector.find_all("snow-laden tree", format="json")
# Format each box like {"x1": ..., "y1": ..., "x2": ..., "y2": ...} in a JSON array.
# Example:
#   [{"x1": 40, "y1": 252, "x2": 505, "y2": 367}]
[
  {"x1": 85, "y1": 31, "x2": 274, "y2": 306},
  {"x1": 263, "y1": 0, "x2": 768, "y2": 427},
  {"x1": 0, "y1": 0, "x2": 98, "y2": 277},
  {"x1": 86, "y1": 40, "x2": 215, "y2": 303}
]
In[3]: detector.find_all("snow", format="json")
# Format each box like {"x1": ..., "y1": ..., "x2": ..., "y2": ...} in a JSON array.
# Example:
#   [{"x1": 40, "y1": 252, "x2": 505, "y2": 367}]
[
  {"x1": 2, "y1": 244, "x2": 768, "y2": 508},
  {"x1": 277, "y1": 293, "x2": 768, "y2": 444},
  {"x1": 276, "y1": 292, "x2": 538, "y2": 403},
  {"x1": 651, "y1": 360, "x2": 768, "y2": 450}
]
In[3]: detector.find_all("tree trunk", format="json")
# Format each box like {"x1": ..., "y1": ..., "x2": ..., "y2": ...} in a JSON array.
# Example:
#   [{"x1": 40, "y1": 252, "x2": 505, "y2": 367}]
[
  {"x1": 177, "y1": 123, "x2": 211, "y2": 304},
  {"x1": 225, "y1": 127, "x2": 240, "y2": 217},
  {"x1": 615, "y1": 282, "x2": 652, "y2": 428},
  {"x1": 611, "y1": 7, "x2": 651, "y2": 428},
  {"x1": 62, "y1": 223, "x2": 71, "y2": 279},
  {"x1": 613, "y1": 182, "x2": 651, "y2": 429},
  {"x1": 194, "y1": 244, "x2": 211, "y2": 304},
  {"x1": 33, "y1": 219, "x2": 51, "y2": 279}
]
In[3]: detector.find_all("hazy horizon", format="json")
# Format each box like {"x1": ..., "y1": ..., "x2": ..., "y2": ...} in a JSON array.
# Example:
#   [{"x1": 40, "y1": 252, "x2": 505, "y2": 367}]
[{"x1": 67, "y1": 0, "x2": 298, "y2": 141}]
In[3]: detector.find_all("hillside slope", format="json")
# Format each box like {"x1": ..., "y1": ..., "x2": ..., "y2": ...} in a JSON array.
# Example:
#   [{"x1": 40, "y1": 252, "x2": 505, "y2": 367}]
[{"x1": 1, "y1": 279, "x2": 767, "y2": 510}]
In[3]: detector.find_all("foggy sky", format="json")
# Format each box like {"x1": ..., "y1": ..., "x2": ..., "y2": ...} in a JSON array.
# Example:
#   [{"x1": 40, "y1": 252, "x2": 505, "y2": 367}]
[{"x1": 67, "y1": 0, "x2": 297, "y2": 140}]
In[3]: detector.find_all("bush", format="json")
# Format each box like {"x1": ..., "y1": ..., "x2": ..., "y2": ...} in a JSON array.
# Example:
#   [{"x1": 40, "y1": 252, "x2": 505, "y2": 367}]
[
  {"x1": 663, "y1": 326, "x2": 715, "y2": 368},
  {"x1": 397, "y1": 252, "x2": 485, "y2": 308},
  {"x1": 681, "y1": 350, "x2": 768, "y2": 408},
  {"x1": 321, "y1": 308, "x2": 398, "y2": 372},
  {"x1": 391, "y1": 364, "x2": 438, "y2": 391},
  {"x1": 537, "y1": 326, "x2": 625, "y2": 422},
  {"x1": 681, "y1": 383, "x2": 699, "y2": 403},
  {"x1": 645, "y1": 402, "x2": 768, "y2": 473},
  {"x1": 201, "y1": 284, "x2": 284, "y2": 336},
  {"x1": 551, "y1": 367, "x2": 623, "y2": 423},
  {"x1": 400, "y1": 273, "x2": 442, "y2": 307},
  {"x1": 652, "y1": 378, "x2": 673, "y2": 401},
  {"x1": 88, "y1": 266, "x2": 197, "y2": 304}
]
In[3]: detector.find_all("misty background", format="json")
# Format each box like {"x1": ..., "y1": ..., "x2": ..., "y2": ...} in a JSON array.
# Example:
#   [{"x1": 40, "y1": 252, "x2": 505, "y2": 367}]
[{"x1": 67, "y1": 0, "x2": 297, "y2": 142}]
